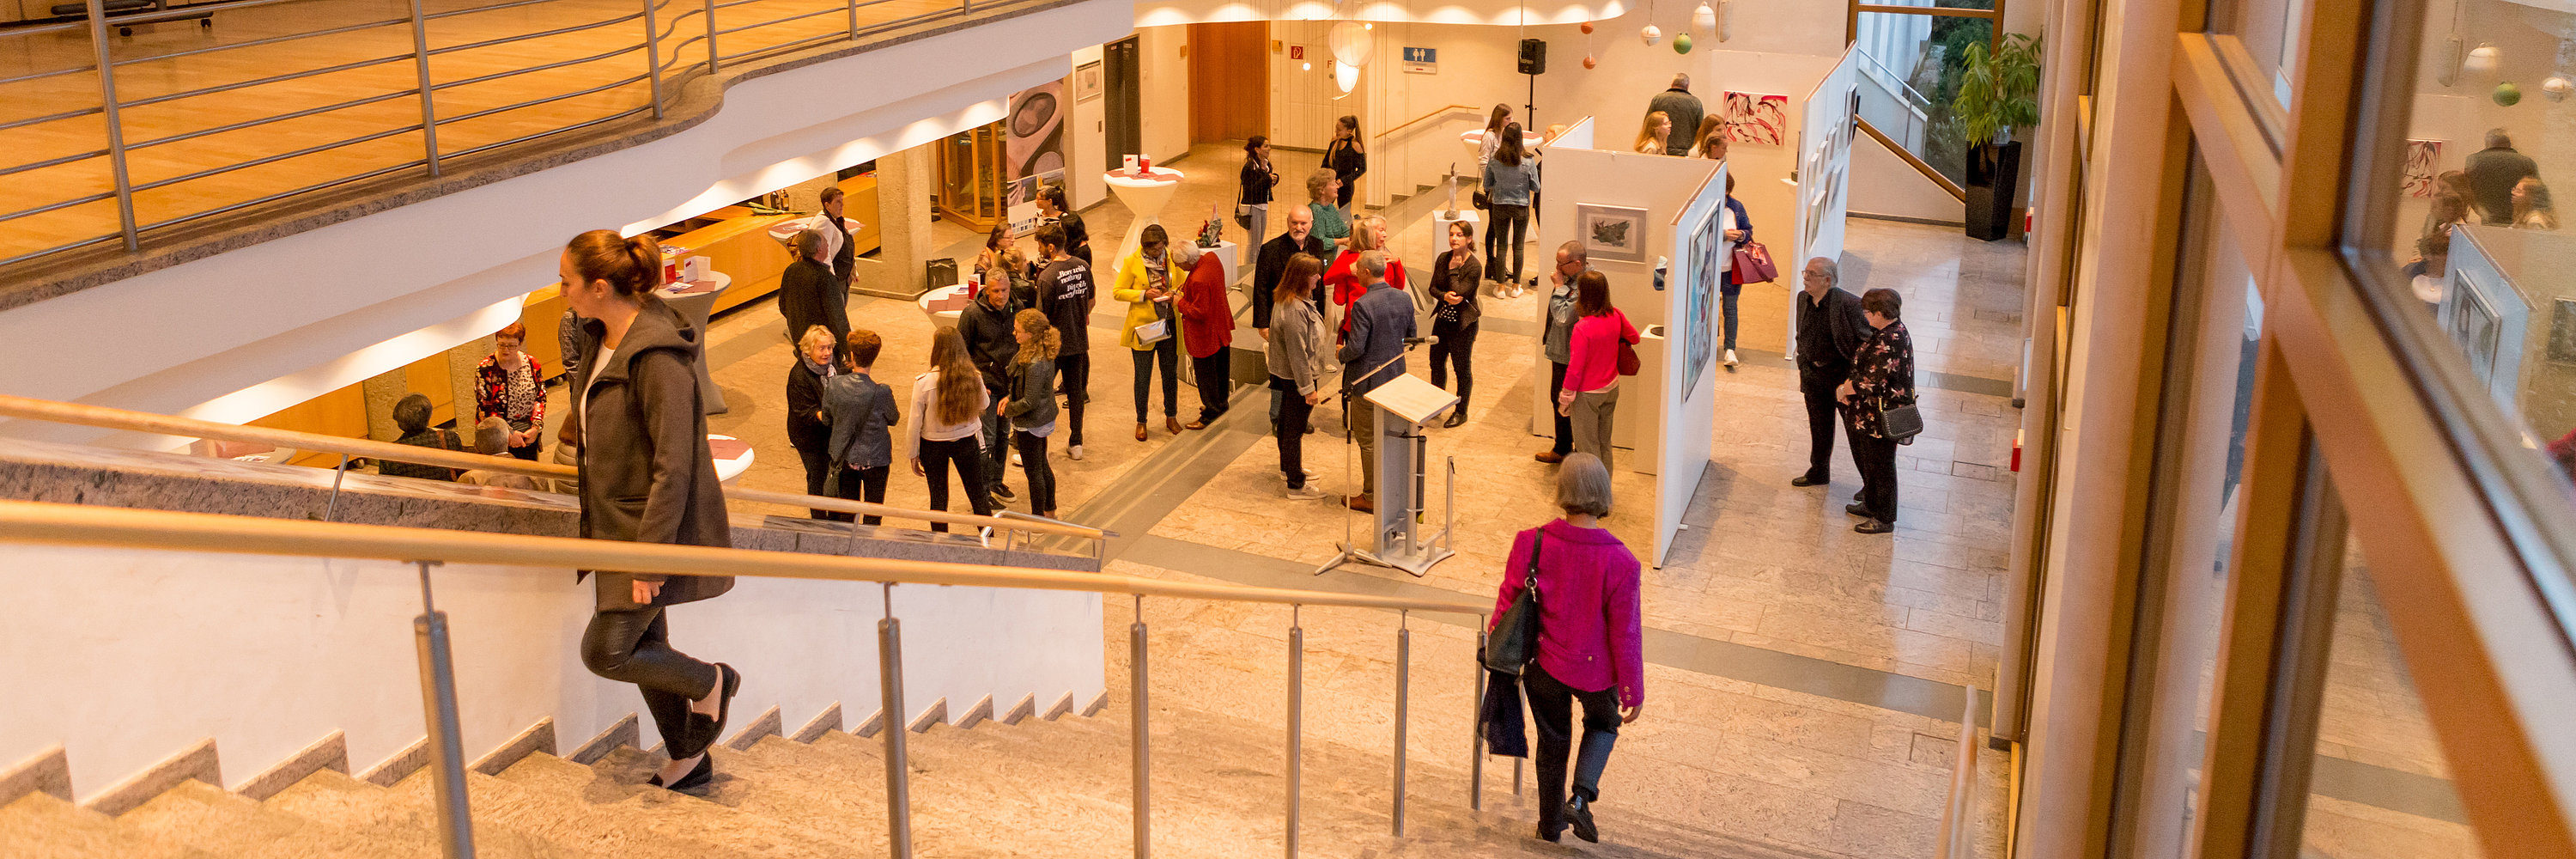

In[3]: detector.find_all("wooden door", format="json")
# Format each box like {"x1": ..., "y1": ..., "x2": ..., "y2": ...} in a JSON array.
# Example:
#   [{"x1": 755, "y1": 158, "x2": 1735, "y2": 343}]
[{"x1": 1188, "y1": 21, "x2": 1270, "y2": 144}]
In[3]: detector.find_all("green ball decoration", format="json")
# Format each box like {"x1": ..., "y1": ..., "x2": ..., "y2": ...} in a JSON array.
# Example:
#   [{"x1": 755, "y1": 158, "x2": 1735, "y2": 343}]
[
  {"x1": 2496, "y1": 82, "x2": 2524, "y2": 106},
  {"x1": 1673, "y1": 34, "x2": 1693, "y2": 54}
]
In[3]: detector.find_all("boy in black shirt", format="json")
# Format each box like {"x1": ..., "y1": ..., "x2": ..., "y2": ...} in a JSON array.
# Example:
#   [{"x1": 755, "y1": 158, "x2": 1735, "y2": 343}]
[{"x1": 1035, "y1": 223, "x2": 1095, "y2": 458}]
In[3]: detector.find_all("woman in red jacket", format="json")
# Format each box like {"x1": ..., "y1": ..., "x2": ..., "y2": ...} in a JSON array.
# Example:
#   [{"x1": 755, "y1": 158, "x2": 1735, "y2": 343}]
[
  {"x1": 1175, "y1": 242, "x2": 1235, "y2": 430},
  {"x1": 1555, "y1": 271, "x2": 1640, "y2": 469},
  {"x1": 1319, "y1": 215, "x2": 1407, "y2": 340},
  {"x1": 1489, "y1": 452, "x2": 1643, "y2": 844}
]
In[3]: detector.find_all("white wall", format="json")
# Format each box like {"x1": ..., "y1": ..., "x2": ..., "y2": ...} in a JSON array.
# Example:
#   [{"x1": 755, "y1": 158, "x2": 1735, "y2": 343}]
[
  {"x1": 0, "y1": 0, "x2": 1136, "y2": 448},
  {"x1": 1139, "y1": 27, "x2": 1196, "y2": 164},
  {"x1": 1070, "y1": 45, "x2": 1109, "y2": 210},
  {"x1": 1528, "y1": 143, "x2": 1720, "y2": 446},
  {"x1": 0, "y1": 546, "x2": 1104, "y2": 801}
]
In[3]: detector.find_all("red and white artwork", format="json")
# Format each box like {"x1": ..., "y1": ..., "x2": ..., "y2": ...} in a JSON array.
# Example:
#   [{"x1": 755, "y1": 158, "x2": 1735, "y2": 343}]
[
  {"x1": 2403, "y1": 139, "x2": 2443, "y2": 198},
  {"x1": 1722, "y1": 91, "x2": 1789, "y2": 145}
]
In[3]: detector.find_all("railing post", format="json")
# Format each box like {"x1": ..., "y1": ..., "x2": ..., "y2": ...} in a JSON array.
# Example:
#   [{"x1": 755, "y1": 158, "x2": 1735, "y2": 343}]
[
  {"x1": 878, "y1": 583, "x2": 912, "y2": 859},
  {"x1": 1470, "y1": 624, "x2": 1485, "y2": 812},
  {"x1": 320, "y1": 453, "x2": 350, "y2": 522},
  {"x1": 80, "y1": 0, "x2": 138, "y2": 253},
  {"x1": 1285, "y1": 606, "x2": 1302, "y2": 859},
  {"x1": 1131, "y1": 594, "x2": 1151, "y2": 859},
  {"x1": 1391, "y1": 615, "x2": 1408, "y2": 838},
  {"x1": 702, "y1": 0, "x2": 719, "y2": 74},
  {"x1": 845, "y1": 0, "x2": 860, "y2": 41},
  {"x1": 410, "y1": 560, "x2": 477, "y2": 859},
  {"x1": 641, "y1": 0, "x2": 665, "y2": 119},
  {"x1": 406, "y1": 0, "x2": 440, "y2": 176}
]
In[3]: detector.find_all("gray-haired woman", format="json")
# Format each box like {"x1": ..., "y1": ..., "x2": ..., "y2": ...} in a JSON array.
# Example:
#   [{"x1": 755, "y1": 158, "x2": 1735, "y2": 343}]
[{"x1": 1488, "y1": 453, "x2": 1643, "y2": 844}]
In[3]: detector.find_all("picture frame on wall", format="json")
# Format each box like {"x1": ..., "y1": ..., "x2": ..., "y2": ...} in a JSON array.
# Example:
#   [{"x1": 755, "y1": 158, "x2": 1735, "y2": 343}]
[
  {"x1": 1074, "y1": 61, "x2": 1104, "y2": 103},
  {"x1": 1575, "y1": 204, "x2": 1651, "y2": 262}
]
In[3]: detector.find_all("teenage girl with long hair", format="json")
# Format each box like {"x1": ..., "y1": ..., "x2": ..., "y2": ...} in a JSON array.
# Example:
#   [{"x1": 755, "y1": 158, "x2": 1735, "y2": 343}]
[{"x1": 903, "y1": 327, "x2": 994, "y2": 534}]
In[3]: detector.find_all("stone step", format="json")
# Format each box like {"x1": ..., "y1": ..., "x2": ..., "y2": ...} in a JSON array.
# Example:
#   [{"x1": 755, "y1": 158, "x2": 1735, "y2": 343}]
[
  {"x1": 0, "y1": 793, "x2": 210, "y2": 859},
  {"x1": 594, "y1": 741, "x2": 889, "y2": 855},
  {"x1": 118, "y1": 777, "x2": 436, "y2": 859},
  {"x1": 489, "y1": 752, "x2": 849, "y2": 858},
  {"x1": 258, "y1": 768, "x2": 592, "y2": 859}
]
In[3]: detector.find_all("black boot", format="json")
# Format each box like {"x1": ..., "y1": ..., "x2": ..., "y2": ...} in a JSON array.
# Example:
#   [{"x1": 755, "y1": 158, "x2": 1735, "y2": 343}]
[{"x1": 1564, "y1": 795, "x2": 1598, "y2": 843}]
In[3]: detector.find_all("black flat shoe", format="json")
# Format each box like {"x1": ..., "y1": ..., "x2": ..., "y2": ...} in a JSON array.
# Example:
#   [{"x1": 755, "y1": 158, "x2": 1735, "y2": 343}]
[
  {"x1": 1856, "y1": 518, "x2": 1894, "y2": 534},
  {"x1": 695, "y1": 663, "x2": 741, "y2": 752},
  {"x1": 1790, "y1": 474, "x2": 1828, "y2": 487},
  {"x1": 1846, "y1": 503, "x2": 1873, "y2": 518},
  {"x1": 1442, "y1": 410, "x2": 1467, "y2": 429},
  {"x1": 1564, "y1": 795, "x2": 1599, "y2": 843},
  {"x1": 648, "y1": 752, "x2": 714, "y2": 791}
]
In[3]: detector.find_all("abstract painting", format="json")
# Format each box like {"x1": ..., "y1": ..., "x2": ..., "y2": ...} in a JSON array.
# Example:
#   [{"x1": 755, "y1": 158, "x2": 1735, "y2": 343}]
[
  {"x1": 2403, "y1": 138, "x2": 2443, "y2": 198},
  {"x1": 1576, "y1": 203, "x2": 1651, "y2": 263},
  {"x1": 1722, "y1": 91, "x2": 1789, "y2": 145}
]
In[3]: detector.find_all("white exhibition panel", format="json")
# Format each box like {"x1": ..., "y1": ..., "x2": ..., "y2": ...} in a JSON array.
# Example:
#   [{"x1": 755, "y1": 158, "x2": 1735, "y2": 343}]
[
  {"x1": 1527, "y1": 141, "x2": 1718, "y2": 458},
  {"x1": 0, "y1": 545, "x2": 1104, "y2": 802},
  {"x1": 1652, "y1": 163, "x2": 1730, "y2": 567},
  {"x1": 1788, "y1": 45, "x2": 1860, "y2": 360},
  {"x1": 0, "y1": 0, "x2": 1137, "y2": 447}
]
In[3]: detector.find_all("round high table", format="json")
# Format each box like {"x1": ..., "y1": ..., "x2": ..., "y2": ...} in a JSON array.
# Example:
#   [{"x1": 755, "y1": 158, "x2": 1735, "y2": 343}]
[
  {"x1": 707, "y1": 434, "x2": 755, "y2": 486},
  {"x1": 916, "y1": 282, "x2": 976, "y2": 323},
  {"x1": 657, "y1": 271, "x2": 732, "y2": 415},
  {"x1": 1103, "y1": 167, "x2": 1183, "y2": 270}
]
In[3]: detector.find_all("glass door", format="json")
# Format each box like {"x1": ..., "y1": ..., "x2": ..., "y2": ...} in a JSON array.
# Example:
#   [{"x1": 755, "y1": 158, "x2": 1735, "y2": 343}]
[{"x1": 936, "y1": 121, "x2": 1009, "y2": 231}]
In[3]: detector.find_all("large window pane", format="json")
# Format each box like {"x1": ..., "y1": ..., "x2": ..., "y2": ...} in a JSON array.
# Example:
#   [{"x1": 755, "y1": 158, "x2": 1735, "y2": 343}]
[
  {"x1": 2208, "y1": 0, "x2": 2303, "y2": 110},
  {"x1": 1852, "y1": 10, "x2": 1994, "y2": 186},
  {"x1": 2344, "y1": 0, "x2": 2576, "y2": 634}
]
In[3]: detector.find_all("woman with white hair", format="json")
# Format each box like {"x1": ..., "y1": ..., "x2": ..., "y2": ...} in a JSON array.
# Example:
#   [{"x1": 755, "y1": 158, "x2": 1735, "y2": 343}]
[
  {"x1": 786, "y1": 324, "x2": 840, "y2": 519},
  {"x1": 1487, "y1": 452, "x2": 1643, "y2": 844}
]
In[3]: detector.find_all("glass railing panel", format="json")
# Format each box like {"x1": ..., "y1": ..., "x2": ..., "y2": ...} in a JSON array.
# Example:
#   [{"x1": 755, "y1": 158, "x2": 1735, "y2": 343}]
[{"x1": 1851, "y1": 9, "x2": 1992, "y2": 187}]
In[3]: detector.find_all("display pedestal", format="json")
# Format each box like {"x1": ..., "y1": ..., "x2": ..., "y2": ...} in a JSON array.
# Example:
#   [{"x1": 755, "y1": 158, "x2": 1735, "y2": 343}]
[
  {"x1": 1318, "y1": 374, "x2": 1459, "y2": 578},
  {"x1": 1103, "y1": 168, "x2": 1183, "y2": 270},
  {"x1": 658, "y1": 271, "x2": 732, "y2": 415}
]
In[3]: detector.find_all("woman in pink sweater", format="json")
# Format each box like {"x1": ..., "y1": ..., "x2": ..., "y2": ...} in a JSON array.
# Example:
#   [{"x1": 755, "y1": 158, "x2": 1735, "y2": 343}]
[
  {"x1": 1489, "y1": 452, "x2": 1643, "y2": 844},
  {"x1": 1554, "y1": 271, "x2": 1640, "y2": 469}
]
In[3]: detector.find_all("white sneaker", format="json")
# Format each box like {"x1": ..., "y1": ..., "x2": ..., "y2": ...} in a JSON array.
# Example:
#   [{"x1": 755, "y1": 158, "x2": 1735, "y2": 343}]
[
  {"x1": 1012, "y1": 450, "x2": 1025, "y2": 466},
  {"x1": 978, "y1": 526, "x2": 993, "y2": 548},
  {"x1": 1068, "y1": 444, "x2": 1084, "y2": 460},
  {"x1": 1285, "y1": 484, "x2": 1327, "y2": 500},
  {"x1": 1724, "y1": 349, "x2": 1739, "y2": 367}
]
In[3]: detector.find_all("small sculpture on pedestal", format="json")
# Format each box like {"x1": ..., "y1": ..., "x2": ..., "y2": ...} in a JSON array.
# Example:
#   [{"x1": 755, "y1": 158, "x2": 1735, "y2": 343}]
[
  {"x1": 1443, "y1": 161, "x2": 1461, "y2": 220},
  {"x1": 1198, "y1": 204, "x2": 1225, "y2": 248}
]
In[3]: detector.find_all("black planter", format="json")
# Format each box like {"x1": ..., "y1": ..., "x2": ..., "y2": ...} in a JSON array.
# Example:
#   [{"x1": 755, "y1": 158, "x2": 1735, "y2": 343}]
[{"x1": 1965, "y1": 140, "x2": 2023, "y2": 241}]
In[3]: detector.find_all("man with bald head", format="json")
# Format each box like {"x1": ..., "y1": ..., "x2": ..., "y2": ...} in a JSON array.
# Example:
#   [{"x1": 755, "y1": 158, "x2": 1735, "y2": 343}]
[
  {"x1": 1792, "y1": 256, "x2": 1869, "y2": 489},
  {"x1": 1534, "y1": 241, "x2": 1590, "y2": 464}
]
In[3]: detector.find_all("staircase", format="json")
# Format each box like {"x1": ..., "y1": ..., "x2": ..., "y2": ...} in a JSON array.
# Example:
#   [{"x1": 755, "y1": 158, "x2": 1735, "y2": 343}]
[{"x1": 2, "y1": 695, "x2": 1850, "y2": 859}]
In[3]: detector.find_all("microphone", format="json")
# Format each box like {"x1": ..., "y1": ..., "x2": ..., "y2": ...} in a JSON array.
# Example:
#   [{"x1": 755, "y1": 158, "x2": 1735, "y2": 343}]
[{"x1": 1404, "y1": 335, "x2": 1441, "y2": 347}]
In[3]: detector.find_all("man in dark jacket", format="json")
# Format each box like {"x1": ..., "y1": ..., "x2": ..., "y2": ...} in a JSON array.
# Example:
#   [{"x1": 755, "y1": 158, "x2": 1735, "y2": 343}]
[
  {"x1": 1252, "y1": 205, "x2": 1331, "y2": 333},
  {"x1": 1790, "y1": 256, "x2": 1870, "y2": 489},
  {"x1": 1648, "y1": 74, "x2": 1704, "y2": 155},
  {"x1": 2465, "y1": 128, "x2": 2540, "y2": 226},
  {"x1": 1336, "y1": 251, "x2": 1416, "y2": 513},
  {"x1": 959, "y1": 277, "x2": 1020, "y2": 501},
  {"x1": 1035, "y1": 223, "x2": 1096, "y2": 458},
  {"x1": 778, "y1": 228, "x2": 848, "y2": 350},
  {"x1": 819, "y1": 186, "x2": 856, "y2": 289}
]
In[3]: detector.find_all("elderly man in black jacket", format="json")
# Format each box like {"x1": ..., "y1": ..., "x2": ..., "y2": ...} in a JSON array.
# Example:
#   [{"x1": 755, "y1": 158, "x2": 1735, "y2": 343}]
[
  {"x1": 1791, "y1": 256, "x2": 1870, "y2": 489},
  {"x1": 1336, "y1": 250, "x2": 1416, "y2": 513},
  {"x1": 778, "y1": 228, "x2": 848, "y2": 350},
  {"x1": 1254, "y1": 205, "x2": 1330, "y2": 424},
  {"x1": 958, "y1": 276, "x2": 1020, "y2": 502}
]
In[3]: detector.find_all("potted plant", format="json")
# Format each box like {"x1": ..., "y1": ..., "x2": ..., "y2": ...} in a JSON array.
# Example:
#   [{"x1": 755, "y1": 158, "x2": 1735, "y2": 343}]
[{"x1": 1953, "y1": 34, "x2": 2042, "y2": 241}]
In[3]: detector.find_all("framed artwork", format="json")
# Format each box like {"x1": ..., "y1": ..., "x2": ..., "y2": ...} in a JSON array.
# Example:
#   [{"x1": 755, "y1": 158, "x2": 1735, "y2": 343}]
[
  {"x1": 2550, "y1": 298, "x2": 2576, "y2": 363},
  {"x1": 1576, "y1": 204, "x2": 1651, "y2": 262},
  {"x1": 1722, "y1": 91, "x2": 1789, "y2": 145},
  {"x1": 1074, "y1": 61, "x2": 1104, "y2": 103},
  {"x1": 2403, "y1": 138, "x2": 2443, "y2": 198},
  {"x1": 2451, "y1": 270, "x2": 2502, "y2": 382}
]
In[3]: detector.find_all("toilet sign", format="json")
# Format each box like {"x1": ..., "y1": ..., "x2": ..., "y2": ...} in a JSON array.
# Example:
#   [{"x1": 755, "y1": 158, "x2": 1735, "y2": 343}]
[{"x1": 1401, "y1": 46, "x2": 1436, "y2": 74}]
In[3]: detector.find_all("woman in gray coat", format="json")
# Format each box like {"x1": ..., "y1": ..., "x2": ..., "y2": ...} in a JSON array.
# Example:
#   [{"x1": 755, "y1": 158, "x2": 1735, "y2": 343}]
[
  {"x1": 1265, "y1": 253, "x2": 1328, "y2": 500},
  {"x1": 558, "y1": 229, "x2": 743, "y2": 792}
]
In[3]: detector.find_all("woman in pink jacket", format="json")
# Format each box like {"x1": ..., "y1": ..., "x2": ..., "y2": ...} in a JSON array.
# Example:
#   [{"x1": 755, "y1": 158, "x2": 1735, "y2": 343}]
[
  {"x1": 1554, "y1": 271, "x2": 1640, "y2": 469},
  {"x1": 1489, "y1": 452, "x2": 1643, "y2": 844}
]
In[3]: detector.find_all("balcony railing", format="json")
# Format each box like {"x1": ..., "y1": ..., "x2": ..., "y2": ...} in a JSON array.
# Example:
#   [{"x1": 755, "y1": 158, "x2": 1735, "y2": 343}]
[{"x1": 0, "y1": 0, "x2": 1040, "y2": 271}]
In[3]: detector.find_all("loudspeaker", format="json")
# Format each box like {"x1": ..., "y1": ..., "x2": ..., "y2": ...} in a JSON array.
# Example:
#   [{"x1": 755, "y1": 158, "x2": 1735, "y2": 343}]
[{"x1": 1517, "y1": 39, "x2": 1546, "y2": 75}]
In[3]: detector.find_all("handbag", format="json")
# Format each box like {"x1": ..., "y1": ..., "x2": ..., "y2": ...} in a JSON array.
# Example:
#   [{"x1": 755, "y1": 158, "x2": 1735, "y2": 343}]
[
  {"x1": 1472, "y1": 188, "x2": 1492, "y2": 210},
  {"x1": 1731, "y1": 241, "x2": 1780, "y2": 284},
  {"x1": 1133, "y1": 317, "x2": 1172, "y2": 344},
  {"x1": 1614, "y1": 313, "x2": 1641, "y2": 376},
  {"x1": 1481, "y1": 533, "x2": 1546, "y2": 675},
  {"x1": 1878, "y1": 398, "x2": 1925, "y2": 445}
]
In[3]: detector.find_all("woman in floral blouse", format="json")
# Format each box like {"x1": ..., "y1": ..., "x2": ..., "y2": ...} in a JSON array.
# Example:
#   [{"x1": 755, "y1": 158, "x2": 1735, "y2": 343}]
[
  {"x1": 475, "y1": 321, "x2": 548, "y2": 460},
  {"x1": 1837, "y1": 288, "x2": 1915, "y2": 534}
]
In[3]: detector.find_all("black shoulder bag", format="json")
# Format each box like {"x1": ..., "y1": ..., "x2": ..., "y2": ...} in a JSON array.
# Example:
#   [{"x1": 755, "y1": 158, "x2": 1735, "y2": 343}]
[{"x1": 1481, "y1": 533, "x2": 1545, "y2": 674}]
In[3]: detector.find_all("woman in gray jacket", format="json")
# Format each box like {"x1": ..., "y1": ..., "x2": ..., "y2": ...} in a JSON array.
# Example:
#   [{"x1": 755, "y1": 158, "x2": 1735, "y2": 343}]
[
  {"x1": 999, "y1": 309, "x2": 1062, "y2": 519},
  {"x1": 558, "y1": 229, "x2": 742, "y2": 793},
  {"x1": 1479, "y1": 122, "x2": 1540, "y2": 288},
  {"x1": 823, "y1": 328, "x2": 899, "y2": 526},
  {"x1": 1266, "y1": 253, "x2": 1328, "y2": 500}
]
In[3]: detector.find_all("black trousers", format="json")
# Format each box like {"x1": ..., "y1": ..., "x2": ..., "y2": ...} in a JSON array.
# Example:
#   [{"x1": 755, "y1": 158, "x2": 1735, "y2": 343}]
[
  {"x1": 1546, "y1": 362, "x2": 1575, "y2": 455},
  {"x1": 1850, "y1": 427, "x2": 1900, "y2": 524},
  {"x1": 834, "y1": 463, "x2": 889, "y2": 525},
  {"x1": 580, "y1": 606, "x2": 720, "y2": 758},
  {"x1": 1192, "y1": 351, "x2": 1231, "y2": 423},
  {"x1": 1131, "y1": 340, "x2": 1179, "y2": 422},
  {"x1": 917, "y1": 436, "x2": 992, "y2": 532},
  {"x1": 1015, "y1": 430, "x2": 1057, "y2": 514},
  {"x1": 1058, "y1": 352, "x2": 1091, "y2": 447},
  {"x1": 1522, "y1": 662, "x2": 1620, "y2": 833},
  {"x1": 1430, "y1": 323, "x2": 1476, "y2": 411},
  {"x1": 1799, "y1": 364, "x2": 1851, "y2": 481},
  {"x1": 1271, "y1": 375, "x2": 1312, "y2": 488},
  {"x1": 794, "y1": 442, "x2": 834, "y2": 519},
  {"x1": 980, "y1": 385, "x2": 1011, "y2": 495}
]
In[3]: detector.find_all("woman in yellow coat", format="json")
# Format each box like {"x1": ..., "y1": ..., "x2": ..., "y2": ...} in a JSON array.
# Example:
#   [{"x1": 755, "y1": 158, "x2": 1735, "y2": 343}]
[{"x1": 1114, "y1": 223, "x2": 1185, "y2": 440}]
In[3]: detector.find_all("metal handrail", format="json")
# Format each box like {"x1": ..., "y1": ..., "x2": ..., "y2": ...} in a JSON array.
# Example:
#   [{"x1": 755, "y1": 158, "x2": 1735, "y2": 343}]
[
  {"x1": 0, "y1": 0, "x2": 1045, "y2": 274},
  {"x1": 1377, "y1": 103, "x2": 1484, "y2": 142},
  {"x1": 0, "y1": 392, "x2": 1110, "y2": 542},
  {"x1": 1853, "y1": 46, "x2": 1935, "y2": 110}
]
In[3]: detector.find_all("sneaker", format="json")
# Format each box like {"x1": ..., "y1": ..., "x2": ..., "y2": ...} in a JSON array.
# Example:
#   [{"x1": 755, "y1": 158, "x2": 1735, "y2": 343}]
[
  {"x1": 978, "y1": 526, "x2": 994, "y2": 548},
  {"x1": 1564, "y1": 796, "x2": 1599, "y2": 843},
  {"x1": 1285, "y1": 484, "x2": 1327, "y2": 500},
  {"x1": 1856, "y1": 518, "x2": 1894, "y2": 534},
  {"x1": 1724, "y1": 348, "x2": 1739, "y2": 367},
  {"x1": 990, "y1": 484, "x2": 1016, "y2": 501},
  {"x1": 1068, "y1": 445, "x2": 1084, "y2": 460}
]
